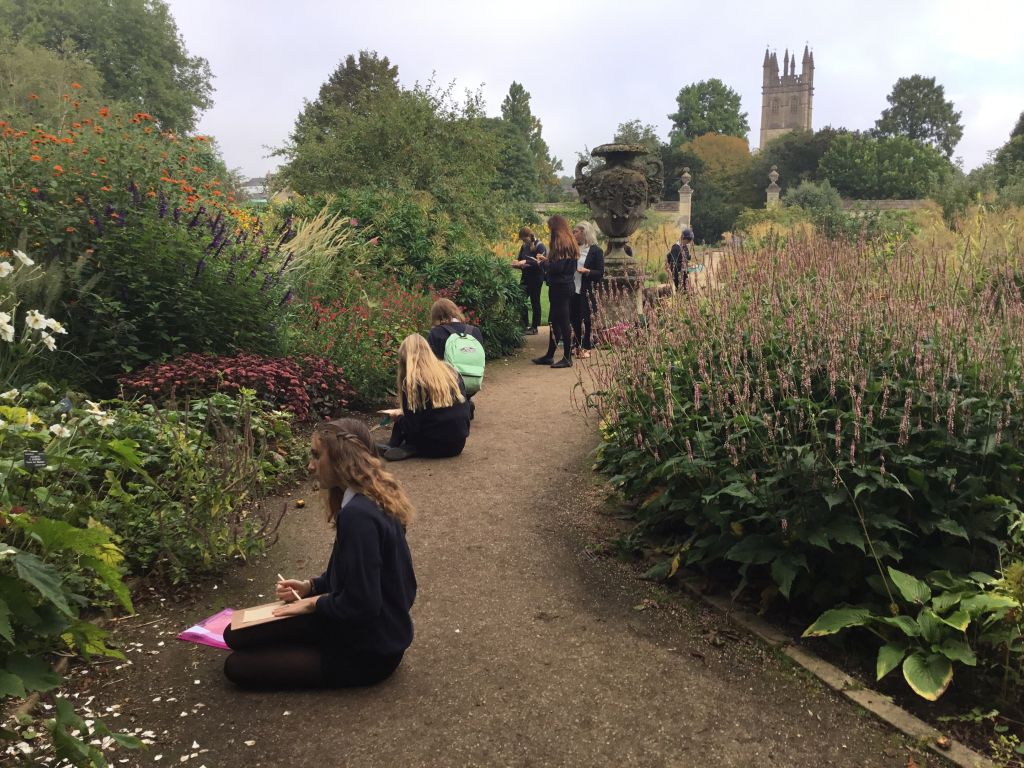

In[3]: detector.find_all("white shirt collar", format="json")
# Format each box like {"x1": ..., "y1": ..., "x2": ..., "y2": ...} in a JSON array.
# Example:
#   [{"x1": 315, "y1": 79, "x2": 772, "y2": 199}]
[{"x1": 342, "y1": 488, "x2": 357, "y2": 507}]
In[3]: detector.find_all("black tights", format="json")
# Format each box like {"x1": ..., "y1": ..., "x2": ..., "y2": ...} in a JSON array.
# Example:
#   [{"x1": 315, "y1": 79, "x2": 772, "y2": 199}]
[
  {"x1": 545, "y1": 287, "x2": 572, "y2": 360},
  {"x1": 223, "y1": 613, "x2": 403, "y2": 690}
]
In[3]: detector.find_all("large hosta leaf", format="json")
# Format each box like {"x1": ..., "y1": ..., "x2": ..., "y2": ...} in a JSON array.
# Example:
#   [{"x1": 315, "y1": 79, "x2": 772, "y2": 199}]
[
  {"x1": 887, "y1": 567, "x2": 930, "y2": 605},
  {"x1": 902, "y1": 651, "x2": 953, "y2": 700},
  {"x1": 802, "y1": 607, "x2": 871, "y2": 637},
  {"x1": 876, "y1": 643, "x2": 907, "y2": 680}
]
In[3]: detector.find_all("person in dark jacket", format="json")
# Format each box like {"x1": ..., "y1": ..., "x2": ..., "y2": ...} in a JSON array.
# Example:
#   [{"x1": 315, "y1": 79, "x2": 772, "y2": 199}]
[
  {"x1": 666, "y1": 228, "x2": 694, "y2": 291},
  {"x1": 223, "y1": 418, "x2": 416, "y2": 689},
  {"x1": 532, "y1": 215, "x2": 577, "y2": 368},
  {"x1": 570, "y1": 220, "x2": 604, "y2": 358},
  {"x1": 382, "y1": 333, "x2": 471, "y2": 461},
  {"x1": 426, "y1": 298, "x2": 484, "y2": 360},
  {"x1": 511, "y1": 227, "x2": 547, "y2": 334}
]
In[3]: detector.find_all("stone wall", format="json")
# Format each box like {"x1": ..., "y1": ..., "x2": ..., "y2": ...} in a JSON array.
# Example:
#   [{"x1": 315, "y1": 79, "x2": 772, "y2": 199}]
[{"x1": 840, "y1": 199, "x2": 931, "y2": 211}]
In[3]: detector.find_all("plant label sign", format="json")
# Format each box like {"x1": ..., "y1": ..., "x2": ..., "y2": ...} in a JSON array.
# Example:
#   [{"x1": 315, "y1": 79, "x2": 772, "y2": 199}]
[{"x1": 24, "y1": 451, "x2": 48, "y2": 470}]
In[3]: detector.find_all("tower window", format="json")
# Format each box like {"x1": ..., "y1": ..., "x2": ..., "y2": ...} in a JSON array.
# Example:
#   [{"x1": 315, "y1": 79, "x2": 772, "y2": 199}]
[{"x1": 771, "y1": 99, "x2": 779, "y2": 115}]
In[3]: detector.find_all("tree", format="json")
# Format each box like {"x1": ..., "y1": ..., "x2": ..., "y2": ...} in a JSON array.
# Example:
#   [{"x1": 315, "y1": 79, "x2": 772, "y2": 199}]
[
  {"x1": 737, "y1": 127, "x2": 846, "y2": 209},
  {"x1": 278, "y1": 77, "x2": 505, "y2": 234},
  {"x1": 293, "y1": 51, "x2": 399, "y2": 141},
  {"x1": 684, "y1": 133, "x2": 752, "y2": 242},
  {"x1": 668, "y1": 78, "x2": 749, "y2": 144},
  {"x1": 0, "y1": 38, "x2": 107, "y2": 130},
  {"x1": 499, "y1": 81, "x2": 562, "y2": 201},
  {"x1": 0, "y1": 0, "x2": 213, "y2": 133},
  {"x1": 874, "y1": 75, "x2": 963, "y2": 159},
  {"x1": 819, "y1": 133, "x2": 951, "y2": 199},
  {"x1": 613, "y1": 120, "x2": 662, "y2": 155}
]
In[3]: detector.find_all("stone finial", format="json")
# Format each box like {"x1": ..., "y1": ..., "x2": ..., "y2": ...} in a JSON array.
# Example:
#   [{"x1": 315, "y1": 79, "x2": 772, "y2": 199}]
[
  {"x1": 680, "y1": 166, "x2": 692, "y2": 192},
  {"x1": 766, "y1": 165, "x2": 781, "y2": 209}
]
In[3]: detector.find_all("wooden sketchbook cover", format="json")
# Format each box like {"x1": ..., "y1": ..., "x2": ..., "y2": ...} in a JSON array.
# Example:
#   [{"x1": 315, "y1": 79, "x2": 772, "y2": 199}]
[{"x1": 230, "y1": 600, "x2": 290, "y2": 630}]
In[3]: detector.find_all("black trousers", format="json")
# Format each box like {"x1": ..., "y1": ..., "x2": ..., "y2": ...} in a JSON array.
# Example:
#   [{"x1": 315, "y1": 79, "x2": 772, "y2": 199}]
[
  {"x1": 670, "y1": 265, "x2": 688, "y2": 291},
  {"x1": 223, "y1": 613, "x2": 403, "y2": 689},
  {"x1": 570, "y1": 291, "x2": 596, "y2": 350},
  {"x1": 388, "y1": 415, "x2": 466, "y2": 457},
  {"x1": 544, "y1": 286, "x2": 573, "y2": 360},
  {"x1": 520, "y1": 280, "x2": 542, "y2": 329}
]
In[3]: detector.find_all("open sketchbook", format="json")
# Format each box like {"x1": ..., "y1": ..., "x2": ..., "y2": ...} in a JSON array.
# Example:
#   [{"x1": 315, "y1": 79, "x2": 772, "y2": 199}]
[{"x1": 230, "y1": 600, "x2": 290, "y2": 630}]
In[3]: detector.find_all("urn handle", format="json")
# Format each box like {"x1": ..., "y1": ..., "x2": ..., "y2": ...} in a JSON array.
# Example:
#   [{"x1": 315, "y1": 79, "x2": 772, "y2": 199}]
[{"x1": 574, "y1": 158, "x2": 590, "y2": 181}]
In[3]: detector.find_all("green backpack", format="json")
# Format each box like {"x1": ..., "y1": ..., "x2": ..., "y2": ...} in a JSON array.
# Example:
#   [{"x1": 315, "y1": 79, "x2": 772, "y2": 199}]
[{"x1": 444, "y1": 327, "x2": 486, "y2": 395}]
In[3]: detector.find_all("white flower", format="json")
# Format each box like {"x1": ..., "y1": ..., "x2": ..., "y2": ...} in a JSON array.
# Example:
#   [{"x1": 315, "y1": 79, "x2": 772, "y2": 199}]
[
  {"x1": 0, "y1": 389, "x2": 18, "y2": 400},
  {"x1": 40, "y1": 332, "x2": 56, "y2": 351},
  {"x1": 0, "y1": 312, "x2": 9, "y2": 325},
  {"x1": 44, "y1": 317, "x2": 68, "y2": 334},
  {"x1": 24, "y1": 309, "x2": 47, "y2": 330},
  {"x1": 0, "y1": 419, "x2": 5, "y2": 429},
  {"x1": 0, "y1": 262, "x2": 12, "y2": 278},
  {"x1": 95, "y1": 414, "x2": 115, "y2": 427},
  {"x1": 13, "y1": 249, "x2": 34, "y2": 266},
  {"x1": 85, "y1": 400, "x2": 105, "y2": 415},
  {"x1": 48, "y1": 424, "x2": 72, "y2": 438},
  {"x1": 0, "y1": 323, "x2": 13, "y2": 343}
]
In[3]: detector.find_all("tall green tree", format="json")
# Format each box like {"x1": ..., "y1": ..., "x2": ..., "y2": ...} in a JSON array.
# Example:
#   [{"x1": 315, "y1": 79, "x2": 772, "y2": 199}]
[
  {"x1": 737, "y1": 127, "x2": 846, "y2": 209},
  {"x1": 499, "y1": 81, "x2": 562, "y2": 200},
  {"x1": 668, "y1": 78, "x2": 749, "y2": 144},
  {"x1": 819, "y1": 133, "x2": 951, "y2": 199},
  {"x1": 0, "y1": 0, "x2": 212, "y2": 133},
  {"x1": 293, "y1": 50, "x2": 399, "y2": 141},
  {"x1": 874, "y1": 75, "x2": 963, "y2": 159},
  {"x1": 278, "y1": 75, "x2": 505, "y2": 234},
  {"x1": 613, "y1": 119, "x2": 662, "y2": 155}
]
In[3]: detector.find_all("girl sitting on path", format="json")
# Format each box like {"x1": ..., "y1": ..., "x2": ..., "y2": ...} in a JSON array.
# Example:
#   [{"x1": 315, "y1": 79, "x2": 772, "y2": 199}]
[
  {"x1": 532, "y1": 215, "x2": 577, "y2": 369},
  {"x1": 380, "y1": 333, "x2": 472, "y2": 461},
  {"x1": 223, "y1": 418, "x2": 416, "y2": 690}
]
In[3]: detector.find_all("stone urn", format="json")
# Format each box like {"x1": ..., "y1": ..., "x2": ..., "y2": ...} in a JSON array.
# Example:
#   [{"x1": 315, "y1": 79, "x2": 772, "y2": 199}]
[{"x1": 573, "y1": 143, "x2": 663, "y2": 286}]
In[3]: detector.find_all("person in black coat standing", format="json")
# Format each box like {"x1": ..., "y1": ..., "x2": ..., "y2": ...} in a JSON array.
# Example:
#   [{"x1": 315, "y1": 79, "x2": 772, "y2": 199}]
[
  {"x1": 532, "y1": 215, "x2": 577, "y2": 369},
  {"x1": 666, "y1": 227, "x2": 694, "y2": 291},
  {"x1": 511, "y1": 227, "x2": 547, "y2": 335},
  {"x1": 570, "y1": 220, "x2": 604, "y2": 358}
]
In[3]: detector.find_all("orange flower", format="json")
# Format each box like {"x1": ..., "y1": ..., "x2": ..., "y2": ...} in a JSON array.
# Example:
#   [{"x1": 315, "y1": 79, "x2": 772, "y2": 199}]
[
  {"x1": 65, "y1": 226, "x2": 76, "y2": 233},
  {"x1": 98, "y1": 107, "x2": 109, "y2": 118},
  {"x1": 70, "y1": 82, "x2": 82, "y2": 89},
  {"x1": 99, "y1": 186, "x2": 111, "y2": 192},
  {"x1": 134, "y1": 112, "x2": 153, "y2": 121},
  {"x1": 97, "y1": 157, "x2": 106, "y2": 164},
  {"x1": 191, "y1": 166, "x2": 204, "y2": 173},
  {"x1": 30, "y1": 154, "x2": 41, "y2": 162},
  {"x1": 30, "y1": 187, "x2": 39, "y2": 193},
  {"x1": 53, "y1": 165, "x2": 64, "y2": 174},
  {"x1": 28, "y1": 93, "x2": 38, "y2": 100},
  {"x1": 94, "y1": 126, "x2": 104, "y2": 134}
]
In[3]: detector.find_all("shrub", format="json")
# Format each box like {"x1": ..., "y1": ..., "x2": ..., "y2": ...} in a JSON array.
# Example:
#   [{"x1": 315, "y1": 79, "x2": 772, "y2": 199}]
[
  {"x1": 0, "y1": 110, "x2": 292, "y2": 391},
  {"x1": 586, "y1": 216, "x2": 1024, "y2": 703},
  {"x1": 285, "y1": 276, "x2": 451, "y2": 406},
  {"x1": 425, "y1": 250, "x2": 526, "y2": 358},
  {"x1": 119, "y1": 353, "x2": 354, "y2": 422}
]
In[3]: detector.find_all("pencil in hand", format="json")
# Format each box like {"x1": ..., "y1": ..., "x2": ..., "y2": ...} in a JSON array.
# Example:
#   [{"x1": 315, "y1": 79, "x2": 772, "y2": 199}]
[{"x1": 276, "y1": 573, "x2": 302, "y2": 602}]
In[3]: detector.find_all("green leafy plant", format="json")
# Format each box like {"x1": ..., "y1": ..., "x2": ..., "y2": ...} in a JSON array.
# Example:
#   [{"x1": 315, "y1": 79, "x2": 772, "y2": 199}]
[{"x1": 804, "y1": 568, "x2": 1019, "y2": 700}]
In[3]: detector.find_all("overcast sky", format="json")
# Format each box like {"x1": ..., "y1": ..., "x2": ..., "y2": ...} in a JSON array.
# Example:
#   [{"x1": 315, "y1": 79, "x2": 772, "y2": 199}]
[{"x1": 165, "y1": 0, "x2": 1024, "y2": 180}]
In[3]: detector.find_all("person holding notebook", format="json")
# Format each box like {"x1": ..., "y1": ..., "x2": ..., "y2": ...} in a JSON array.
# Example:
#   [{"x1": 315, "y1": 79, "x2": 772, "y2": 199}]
[{"x1": 222, "y1": 418, "x2": 416, "y2": 689}]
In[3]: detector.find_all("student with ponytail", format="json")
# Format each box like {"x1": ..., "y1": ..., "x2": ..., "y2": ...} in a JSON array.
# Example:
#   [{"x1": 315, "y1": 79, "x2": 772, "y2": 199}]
[{"x1": 532, "y1": 215, "x2": 577, "y2": 369}]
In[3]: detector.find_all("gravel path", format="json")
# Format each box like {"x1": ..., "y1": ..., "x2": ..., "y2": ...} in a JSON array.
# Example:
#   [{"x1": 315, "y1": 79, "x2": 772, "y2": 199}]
[{"x1": 89, "y1": 332, "x2": 931, "y2": 767}]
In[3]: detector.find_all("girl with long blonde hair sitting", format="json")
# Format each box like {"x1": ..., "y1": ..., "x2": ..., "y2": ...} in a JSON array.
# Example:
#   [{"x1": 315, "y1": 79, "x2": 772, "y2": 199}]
[
  {"x1": 223, "y1": 418, "x2": 416, "y2": 689},
  {"x1": 381, "y1": 333, "x2": 472, "y2": 461}
]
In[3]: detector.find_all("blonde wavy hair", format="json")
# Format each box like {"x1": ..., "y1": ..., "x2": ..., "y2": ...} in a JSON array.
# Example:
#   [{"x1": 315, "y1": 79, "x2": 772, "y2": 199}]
[
  {"x1": 429, "y1": 298, "x2": 465, "y2": 327},
  {"x1": 313, "y1": 419, "x2": 415, "y2": 528},
  {"x1": 396, "y1": 333, "x2": 464, "y2": 411},
  {"x1": 573, "y1": 220, "x2": 599, "y2": 246}
]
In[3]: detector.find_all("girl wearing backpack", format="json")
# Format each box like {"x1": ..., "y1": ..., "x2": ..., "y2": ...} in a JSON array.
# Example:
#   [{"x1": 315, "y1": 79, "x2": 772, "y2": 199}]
[
  {"x1": 427, "y1": 298, "x2": 484, "y2": 368},
  {"x1": 381, "y1": 334, "x2": 472, "y2": 462},
  {"x1": 223, "y1": 418, "x2": 416, "y2": 689}
]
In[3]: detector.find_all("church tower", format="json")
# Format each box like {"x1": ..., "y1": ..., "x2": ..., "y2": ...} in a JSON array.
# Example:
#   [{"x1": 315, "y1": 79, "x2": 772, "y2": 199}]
[{"x1": 759, "y1": 45, "x2": 814, "y2": 149}]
